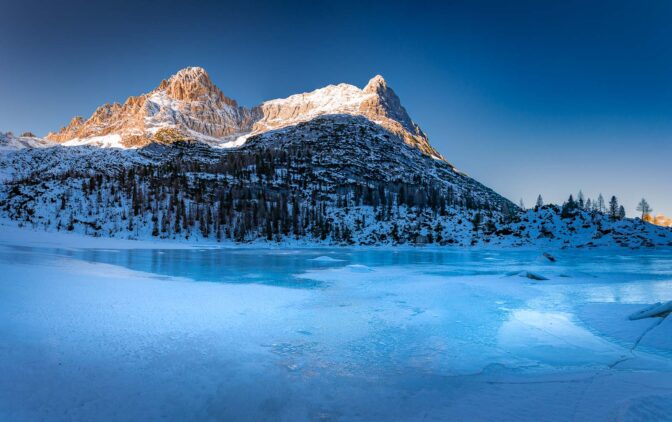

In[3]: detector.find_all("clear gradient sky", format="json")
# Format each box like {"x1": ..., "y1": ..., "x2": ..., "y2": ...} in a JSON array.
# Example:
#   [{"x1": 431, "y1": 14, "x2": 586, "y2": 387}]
[{"x1": 1, "y1": 0, "x2": 670, "y2": 215}]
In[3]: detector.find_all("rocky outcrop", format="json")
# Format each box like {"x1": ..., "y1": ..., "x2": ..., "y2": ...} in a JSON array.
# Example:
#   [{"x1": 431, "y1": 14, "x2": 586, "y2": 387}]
[{"x1": 361, "y1": 75, "x2": 440, "y2": 159}]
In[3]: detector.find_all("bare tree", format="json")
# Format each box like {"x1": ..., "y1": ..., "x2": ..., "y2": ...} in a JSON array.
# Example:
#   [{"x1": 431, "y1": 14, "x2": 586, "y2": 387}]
[
  {"x1": 636, "y1": 198, "x2": 652, "y2": 219},
  {"x1": 597, "y1": 194, "x2": 606, "y2": 213}
]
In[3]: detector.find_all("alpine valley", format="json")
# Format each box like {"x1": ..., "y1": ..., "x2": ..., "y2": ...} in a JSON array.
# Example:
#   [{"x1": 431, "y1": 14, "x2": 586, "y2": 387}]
[{"x1": 1, "y1": 67, "x2": 670, "y2": 248}]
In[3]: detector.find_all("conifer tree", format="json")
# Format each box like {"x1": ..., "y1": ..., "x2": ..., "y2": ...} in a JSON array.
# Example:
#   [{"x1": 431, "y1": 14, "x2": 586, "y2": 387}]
[
  {"x1": 608, "y1": 196, "x2": 619, "y2": 220},
  {"x1": 618, "y1": 205, "x2": 626, "y2": 220},
  {"x1": 577, "y1": 190, "x2": 585, "y2": 209},
  {"x1": 472, "y1": 213, "x2": 482, "y2": 231}
]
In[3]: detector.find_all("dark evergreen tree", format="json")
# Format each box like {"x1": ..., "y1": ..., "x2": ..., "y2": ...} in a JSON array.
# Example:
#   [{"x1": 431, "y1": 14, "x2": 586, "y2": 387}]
[
  {"x1": 618, "y1": 205, "x2": 626, "y2": 220},
  {"x1": 608, "y1": 196, "x2": 619, "y2": 220}
]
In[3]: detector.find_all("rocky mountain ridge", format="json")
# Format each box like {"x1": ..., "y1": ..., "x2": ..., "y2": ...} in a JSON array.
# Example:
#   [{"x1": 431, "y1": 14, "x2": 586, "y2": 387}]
[{"x1": 45, "y1": 67, "x2": 443, "y2": 159}]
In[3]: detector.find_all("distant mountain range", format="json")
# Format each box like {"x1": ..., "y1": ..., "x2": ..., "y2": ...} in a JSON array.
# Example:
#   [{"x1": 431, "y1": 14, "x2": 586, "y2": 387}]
[{"x1": 0, "y1": 67, "x2": 670, "y2": 248}]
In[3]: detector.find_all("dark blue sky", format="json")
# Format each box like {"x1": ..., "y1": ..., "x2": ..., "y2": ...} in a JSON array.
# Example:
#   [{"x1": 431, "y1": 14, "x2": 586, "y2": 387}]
[{"x1": 1, "y1": 0, "x2": 671, "y2": 215}]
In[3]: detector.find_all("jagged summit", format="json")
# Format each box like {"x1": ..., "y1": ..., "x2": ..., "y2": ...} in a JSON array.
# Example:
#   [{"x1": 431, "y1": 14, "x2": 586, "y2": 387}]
[
  {"x1": 46, "y1": 67, "x2": 254, "y2": 148},
  {"x1": 364, "y1": 74, "x2": 387, "y2": 92},
  {"x1": 44, "y1": 67, "x2": 443, "y2": 160},
  {"x1": 251, "y1": 74, "x2": 444, "y2": 160},
  {"x1": 169, "y1": 66, "x2": 210, "y2": 83},
  {"x1": 157, "y1": 66, "x2": 236, "y2": 105},
  {"x1": 360, "y1": 75, "x2": 433, "y2": 158}
]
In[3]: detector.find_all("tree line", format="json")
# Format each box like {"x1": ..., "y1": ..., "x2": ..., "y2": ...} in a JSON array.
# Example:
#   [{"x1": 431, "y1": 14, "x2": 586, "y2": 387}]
[{"x1": 527, "y1": 191, "x2": 653, "y2": 221}]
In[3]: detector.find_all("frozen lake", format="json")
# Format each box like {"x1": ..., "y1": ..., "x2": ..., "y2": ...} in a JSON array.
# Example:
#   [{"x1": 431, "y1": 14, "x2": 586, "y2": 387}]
[{"x1": 1, "y1": 237, "x2": 671, "y2": 420}]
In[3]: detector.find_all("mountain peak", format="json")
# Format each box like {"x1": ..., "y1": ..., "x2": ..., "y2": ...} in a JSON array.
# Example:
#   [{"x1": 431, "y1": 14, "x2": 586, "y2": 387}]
[
  {"x1": 158, "y1": 66, "x2": 228, "y2": 103},
  {"x1": 170, "y1": 66, "x2": 211, "y2": 83},
  {"x1": 364, "y1": 74, "x2": 387, "y2": 93}
]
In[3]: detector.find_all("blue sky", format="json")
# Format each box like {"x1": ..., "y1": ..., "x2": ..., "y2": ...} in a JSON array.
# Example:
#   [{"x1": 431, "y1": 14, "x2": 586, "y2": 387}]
[{"x1": 1, "y1": 0, "x2": 670, "y2": 215}]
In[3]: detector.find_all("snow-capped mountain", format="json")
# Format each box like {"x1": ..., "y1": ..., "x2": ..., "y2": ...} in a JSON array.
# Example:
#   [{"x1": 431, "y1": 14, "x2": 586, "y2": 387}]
[
  {"x1": 252, "y1": 74, "x2": 443, "y2": 160},
  {"x1": 45, "y1": 67, "x2": 443, "y2": 160},
  {"x1": 1, "y1": 67, "x2": 670, "y2": 248},
  {"x1": 1, "y1": 112, "x2": 515, "y2": 244},
  {"x1": 46, "y1": 67, "x2": 256, "y2": 148}
]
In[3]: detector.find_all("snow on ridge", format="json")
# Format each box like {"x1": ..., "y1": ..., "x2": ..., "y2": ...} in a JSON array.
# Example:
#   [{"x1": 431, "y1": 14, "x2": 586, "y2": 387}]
[
  {"x1": 260, "y1": 83, "x2": 371, "y2": 113},
  {"x1": 252, "y1": 81, "x2": 388, "y2": 134},
  {"x1": 0, "y1": 132, "x2": 54, "y2": 151},
  {"x1": 62, "y1": 134, "x2": 127, "y2": 149}
]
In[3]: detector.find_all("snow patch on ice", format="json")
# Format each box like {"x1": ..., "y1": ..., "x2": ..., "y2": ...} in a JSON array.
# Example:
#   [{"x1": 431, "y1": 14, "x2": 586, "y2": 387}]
[
  {"x1": 346, "y1": 264, "x2": 374, "y2": 273},
  {"x1": 309, "y1": 256, "x2": 344, "y2": 263},
  {"x1": 629, "y1": 301, "x2": 672, "y2": 320}
]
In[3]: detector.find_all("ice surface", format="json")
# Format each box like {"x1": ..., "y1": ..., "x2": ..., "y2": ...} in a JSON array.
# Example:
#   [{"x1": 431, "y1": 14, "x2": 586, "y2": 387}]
[
  {"x1": 639, "y1": 315, "x2": 672, "y2": 351},
  {"x1": 0, "y1": 229, "x2": 671, "y2": 420}
]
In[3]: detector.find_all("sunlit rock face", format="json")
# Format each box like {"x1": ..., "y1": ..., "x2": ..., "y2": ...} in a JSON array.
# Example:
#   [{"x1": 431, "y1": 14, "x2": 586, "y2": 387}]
[
  {"x1": 253, "y1": 74, "x2": 444, "y2": 160},
  {"x1": 47, "y1": 67, "x2": 255, "y2": 148},
  {"x1": 644, "y1": 214, "x2": 672, "y2": 227},
  {"x1": 45, "y1": 67, "x2": 445, "y2": 160}
]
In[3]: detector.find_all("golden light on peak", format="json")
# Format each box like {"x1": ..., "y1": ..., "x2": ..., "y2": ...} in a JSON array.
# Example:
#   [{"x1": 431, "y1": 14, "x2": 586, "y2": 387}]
[{"x1": 643, "y1": 213, "x2": 672, "y2": 227}]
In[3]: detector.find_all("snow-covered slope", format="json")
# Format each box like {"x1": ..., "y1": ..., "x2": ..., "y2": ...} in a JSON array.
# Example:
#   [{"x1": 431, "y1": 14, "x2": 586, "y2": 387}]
[
  {"x1": 0, "y1": 114, "x2": 513, "y2": 243},
  {"x1": 0, "y1": 132, "x2": 57, "y2": 182},
  {"x1": 0, "y1": 132, "x2": 53, "y2": 151},
  {"x1": 484, "y1": 206, "x2": 672, "y2": 249}
]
